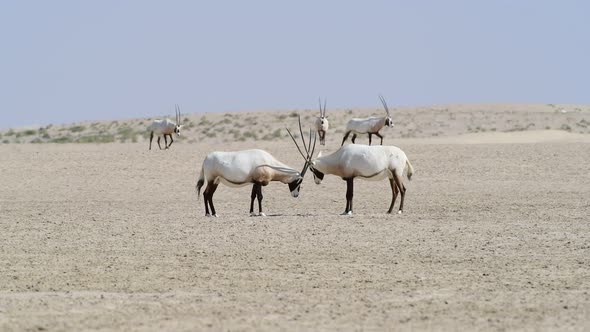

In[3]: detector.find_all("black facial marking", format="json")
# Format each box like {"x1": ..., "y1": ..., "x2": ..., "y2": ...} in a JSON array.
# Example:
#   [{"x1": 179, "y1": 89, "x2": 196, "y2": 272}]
[
  {"x1": 288, "y1": 178, "x2": 303, "y2": 192},
  {"x1": 311, "y1": 167, "x2": 324, "y2": 181}
]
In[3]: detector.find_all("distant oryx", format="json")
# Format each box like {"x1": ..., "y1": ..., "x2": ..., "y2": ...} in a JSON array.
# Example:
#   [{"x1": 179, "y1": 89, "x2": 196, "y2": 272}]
[
  {"x1": 314, "y1": 98, "x2": 329, "y2": 145},
  {"x1": 147, "y1": 104, "x2": 183, "y2": 150},
  {"x1": 341, "y1": 95, "x2": 394, "y2": 146},
  {"x1": 196, "y1": 122, "x2": 316, "y2": 217},
  {"x1": 294, "y1": 143, "x2": 414, "y2": 215}
]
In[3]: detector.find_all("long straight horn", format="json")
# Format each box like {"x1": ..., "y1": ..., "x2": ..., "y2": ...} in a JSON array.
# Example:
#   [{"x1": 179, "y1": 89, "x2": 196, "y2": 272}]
[
  {"x1": 323, "y1": 98, "x2": 327, "y2": 117},
  {"x1": 300, "y1": 130, "x2": 317, "y2": 178},
  {"x1": 286, "y1": 128, "x2": 308, "y2": 160},
  {"x1": 379, "y1": 95, "x2": 391, "y2": 117},
  {"x1": 318, "y1": 98, "x2": 323, "y2": 117},
  {"x1": 176, "y1": 104, "x2": 181, "y2": 124},
  {"x1": 297, "y1": 115, "x2": 309, "y2": 156},
  {"x1": 309, "y1": 130, "x2": 317, "y2": 160}
]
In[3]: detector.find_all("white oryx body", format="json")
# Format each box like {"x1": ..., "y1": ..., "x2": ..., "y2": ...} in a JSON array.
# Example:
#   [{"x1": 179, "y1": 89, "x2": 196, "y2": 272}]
[
  {"x1": 308, "y1": 144, "x2": 414, "y2": 215},
  {"x1": 148, "y1": 104, "x2": 183, "y2": 150},
  {"x1": 345, "y1": 116, "x2": 389, "y2": 135},
  {"x1": 196, "y1": 149, "x2": 306, "y2": 217},
  {"x1": 341, "y1": 95, "x2": 394, "y2": 146},
  {"x1": 148, "y1": 118, "x2": 178, "y2": 135},
  {"x1": 314, "y1": 98, "x2": 329, "y2": 145}
]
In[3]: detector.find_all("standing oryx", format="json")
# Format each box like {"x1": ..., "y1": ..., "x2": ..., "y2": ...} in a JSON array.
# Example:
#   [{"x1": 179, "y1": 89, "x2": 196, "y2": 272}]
[
  {"x1": 293, "y1": 143, "x2": 414, "y2": 215},
  {"x1": 196, "y1": 124, "x2": 316, "y2": 217},
  {"x1": 314, "y1": 98, "x2": 329, "y2": 145},
  {"x1": 341, "y1": 95, "x2": 394, "y2": 146},
  {"x1": 147, "y1": 104, "x2": 183, "y2": 150}
]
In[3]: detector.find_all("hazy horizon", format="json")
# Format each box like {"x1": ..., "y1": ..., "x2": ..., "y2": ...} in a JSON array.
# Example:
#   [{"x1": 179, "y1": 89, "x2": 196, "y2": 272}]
[{"x1": 2, "y1": 1, "x2": 589, "y2": 129}]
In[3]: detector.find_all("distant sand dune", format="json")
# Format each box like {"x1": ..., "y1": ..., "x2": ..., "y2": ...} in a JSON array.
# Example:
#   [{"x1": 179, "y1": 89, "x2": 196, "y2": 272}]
[{"x1": 1, "y1": 103, "x2": 588, "y2": 144}]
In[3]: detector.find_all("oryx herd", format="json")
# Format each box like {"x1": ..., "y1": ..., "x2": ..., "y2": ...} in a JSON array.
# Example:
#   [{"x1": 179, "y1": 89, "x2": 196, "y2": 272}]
[{"x1": 150, "y1": 96, "x2": 414, "y2": 217}]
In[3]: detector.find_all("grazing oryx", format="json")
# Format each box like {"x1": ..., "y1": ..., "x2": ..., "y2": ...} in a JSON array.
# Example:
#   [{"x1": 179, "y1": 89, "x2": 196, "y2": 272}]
[
  {"x1": 314, "y1": 98, "x2": 329, "y2": 145},
  {"x1": 147, "y1": 104, "x2": 183, "y2": 150},
  {"x1": 196, "y1": 126, "x2": 316, "y2": 217},
  {"x1": 341, "y1": 95, "x2": 394, "y2": 146},
  {"x1": 296, "y1": 143, "x2": 414, "y2": 215}
]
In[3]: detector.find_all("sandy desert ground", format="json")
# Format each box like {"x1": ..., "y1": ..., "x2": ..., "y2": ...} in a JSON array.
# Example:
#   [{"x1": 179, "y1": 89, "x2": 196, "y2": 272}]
[{"x1": 1, "y1": 106, "x2": 590, "y2": 331}]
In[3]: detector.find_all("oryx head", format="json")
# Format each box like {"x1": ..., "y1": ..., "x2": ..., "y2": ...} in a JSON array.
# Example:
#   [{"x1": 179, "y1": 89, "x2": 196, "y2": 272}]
[
  {"x1": 286, "y1": 115, "x2": 317, "y2": 197},
  {"x1": 173, "y1": 104, "x2": 183, "y2": 136},
  {"x1": 379, "y1": 95, "x2": 394, "y2": 128},
  {"x1": 318, "y1": 98, "x2": 328, "y2": 126}
]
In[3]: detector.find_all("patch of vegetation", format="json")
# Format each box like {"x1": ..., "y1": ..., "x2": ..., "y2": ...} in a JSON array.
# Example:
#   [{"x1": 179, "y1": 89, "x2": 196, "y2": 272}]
[
  {"x1": 262, "y1": 128, "x2": 283, "y2": 141},
  {"x1": 289, "y1": 112, "x2": 298, "y2": 118},
  {"x1": 30, "y1": 138, "x2": 43, "y2": 144},
  {"x1": 69, "y1": 125, "x2": 86, "y2": 133},
  {"x1": 5, "y1": 129, "x2": 15, "y2": 136},
  {"x1": 228, "y1": 129, "x2": 241, "y2": 140},
  {"x1": 77, "y1": 134, "x2": 115, "y2": 143},
  {"x1": 276, "y1": 114, "x2": 287, "y2": 121},
  {"x1": 561, "y1": 124, "x2": 572, "y2": 132},
  {"x1": 183, "y1": 121, "x2": 196, "y2": 129},
  {"x1": 50, "y1": 136, "x2": 73, "y2": 143},
  {"x1": 198, "y1": 116, "x2": 212, "y2": 126},
  {"x1": 20, "y1": 129, "x2": 37, "y2": 136},
  {"x1": 2, "y1": 139, "x2": 9, "y2": 144},
  {"x1": 243, "y1": 131, "x2": 258, "y2": 140}
]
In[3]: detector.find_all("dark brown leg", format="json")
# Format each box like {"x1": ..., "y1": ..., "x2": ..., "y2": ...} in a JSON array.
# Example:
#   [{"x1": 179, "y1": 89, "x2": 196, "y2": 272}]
[
  {"x1": 351, "y1": 134, "x2": 357, "y2": 144},
  {"x1": 204, "y1": 182, "x2": 219, "y2": 216},
  {"x1": 319, "y1": 131, "x2": 326, "y2": 145},
  {"x1": 368, "y1": 133, "x2": 372, "y2": 146},
  {"x1": 341, "y1": 131, "x2": 351, "y2": 146},
  {"x1": 167, "y1": 134, "x2": 174, "y2": 148},
  {"x1": 343, "y1": 178, "x2": 353, "y2": 214},
  {"x1": 375, "y1": 132, "x2": 384, "y2": 145},
  {"x1": 149, "y1": 132, "x2": 154, "y2": 150},
  {"x1": 163, "y1": 135, "x2": 169, "y2": 149},
  {"x1": 257, "y1": 184, "x2": 264, "y2": 215},
  {"x1": 157, "y1": 136, "x2": 162, "y2": 150},
  {"x1": 250, "y1": 184, "x2": 257, "y2": 215}
]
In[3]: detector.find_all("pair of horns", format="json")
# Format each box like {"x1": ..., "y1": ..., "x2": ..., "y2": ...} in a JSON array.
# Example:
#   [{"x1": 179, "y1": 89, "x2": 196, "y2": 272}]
[
  {"x1": 318, "y1": 98, "x2": 327, "y2": 117},
  {"x1": 175, "y1": 104, "x2": 181, "y2": 124},
  {"x1": 379, "y1": 95, "x2": 391, "y2": 117},
  {"x1": 286, "y1": 115, "x2": 317, "y2": 178}
]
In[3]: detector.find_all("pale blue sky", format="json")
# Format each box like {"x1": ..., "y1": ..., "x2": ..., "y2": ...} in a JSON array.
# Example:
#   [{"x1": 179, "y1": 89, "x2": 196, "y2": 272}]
[{"x1": 1, "y1": 1, "x2": 588, "y2": 129}]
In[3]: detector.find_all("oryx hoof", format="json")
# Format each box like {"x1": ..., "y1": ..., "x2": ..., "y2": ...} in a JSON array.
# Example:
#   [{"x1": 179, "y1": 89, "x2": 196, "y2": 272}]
[
  {"x1": 340, "y1": 211, "x2": 352, "y2": 216},
  {"x1": 259, "y1": 212, "x2": 266, "y2": 217},
  {"x1": 206, "y1": 213, "x2": 219, "y2": 218},
  {"x1": 398, "y1": 210, "x2": 403, "y2": 214}
]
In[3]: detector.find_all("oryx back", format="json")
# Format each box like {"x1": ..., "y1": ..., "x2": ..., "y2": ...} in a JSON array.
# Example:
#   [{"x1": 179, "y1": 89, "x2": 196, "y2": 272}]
[
  {"x1": 203, "y1": 149, "x2": 295, "y2": 187},
  {"x1": 148, "y1": 119, "x2": 176, "y2": 135},
  {"x1": 346, "y1": 117, "x2": 384, "y2": 134}
]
